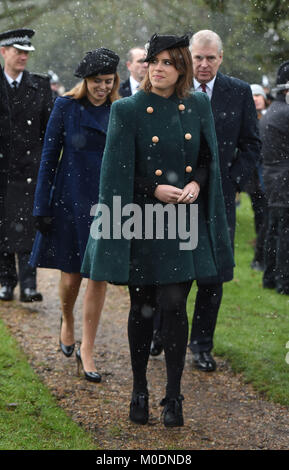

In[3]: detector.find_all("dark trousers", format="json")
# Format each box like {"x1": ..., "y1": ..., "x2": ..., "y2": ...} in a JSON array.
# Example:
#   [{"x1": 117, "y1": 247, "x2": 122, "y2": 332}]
[
  {"x1": 249, "y1": 189, "x2": 268, "y2": 264},
  {"x1": 153, "y1": 281, "x2": 223, "y2": 354},
  {"x1": 128, "y1": 281, "x2": 192, "y2": 398},
  {"x1": 0, "y1": 252, "x2": 37, "y2": 291},
  {"x1": 189, "y1": 282, "x2": 223, "y2": 353},
  {"x1": 263, "y1": 207, "x2": 289, "y2": 291}
]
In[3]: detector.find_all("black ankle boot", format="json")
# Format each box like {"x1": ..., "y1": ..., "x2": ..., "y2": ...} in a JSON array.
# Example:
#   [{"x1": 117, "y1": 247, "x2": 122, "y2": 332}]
[
  {"x1": 129, "y1": 391, "x2": 149, "y2": 425},
  {"x1": 160, "y1": 394, "x2": 184, "y2": 427}
]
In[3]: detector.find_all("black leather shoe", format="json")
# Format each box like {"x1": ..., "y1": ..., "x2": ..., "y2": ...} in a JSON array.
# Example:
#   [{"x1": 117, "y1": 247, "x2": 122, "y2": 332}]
[
  {"x1": 250, "y1": 260, "x2": 264, "y2": 271},
  {"x1": 263, "y1": 280, "x2": 275, "y2": 289},
  {"x1": 150, "y1": 329, "x2": 163, "y2": 356},
  {"x1": 193, "y1": 351, "x2": 216, "y2": 372},
  {"x1": 129, "y1": 391, "x2": 149, "y2": 425},
  {"x1": 76, "y1": 348, "x2": 101, "y2": 383},
  {"x1": 20, "y1": 288, "x2": 43, "y2": 302},
  {"x1": 0, "y1": 286, "x2": 14, "y2": 301},
  {"x1": 160, "y1": 395, "x2": 184, "y2": 427},
  {"x1": 276, "y1": 286, "x2": 289, "y2": 295},
  {"x1": 59, "y1": 317, "x2": 75, "y2": 357}
]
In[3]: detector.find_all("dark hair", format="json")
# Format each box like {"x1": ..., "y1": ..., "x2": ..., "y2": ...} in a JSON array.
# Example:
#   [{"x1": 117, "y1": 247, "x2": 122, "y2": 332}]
[
  {"x1": 140, "y1": 46, "x2": 193, "y2": 98},
  {"x1": 65, "y1": 73, "x2": 120, "y2": 103}
]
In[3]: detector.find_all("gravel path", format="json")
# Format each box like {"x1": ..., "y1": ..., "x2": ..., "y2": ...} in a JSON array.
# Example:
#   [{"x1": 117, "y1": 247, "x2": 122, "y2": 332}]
[{"x1": 1, "y1": 268, "x2": 289, "y2": 450}]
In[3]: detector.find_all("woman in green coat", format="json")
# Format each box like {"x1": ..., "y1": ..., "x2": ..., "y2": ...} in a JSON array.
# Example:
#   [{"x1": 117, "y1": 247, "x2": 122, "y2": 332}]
[{"x1": 81, "y1": 34, "x2": 234, "y2": 427}]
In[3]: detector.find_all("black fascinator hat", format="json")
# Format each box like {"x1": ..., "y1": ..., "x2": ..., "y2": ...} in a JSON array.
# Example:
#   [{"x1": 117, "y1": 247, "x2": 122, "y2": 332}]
[{"x1": 144, "y1": 33, "x2": 190, "y2": 62}]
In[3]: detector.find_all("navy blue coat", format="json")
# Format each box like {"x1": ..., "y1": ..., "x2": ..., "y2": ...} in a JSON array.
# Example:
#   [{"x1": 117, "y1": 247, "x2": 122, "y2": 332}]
[
  {"x1": 30, "y1": 96, "x2": 110, "y2": 272},
  {"x1": 211, "y1": 72, "x2": 261, "y2": 240}
]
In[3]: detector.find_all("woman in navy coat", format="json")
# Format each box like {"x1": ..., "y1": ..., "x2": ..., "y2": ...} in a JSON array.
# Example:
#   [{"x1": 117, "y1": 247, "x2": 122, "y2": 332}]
[{"x1": 30, "y1": 48, "x2": 120, "y2": 381}]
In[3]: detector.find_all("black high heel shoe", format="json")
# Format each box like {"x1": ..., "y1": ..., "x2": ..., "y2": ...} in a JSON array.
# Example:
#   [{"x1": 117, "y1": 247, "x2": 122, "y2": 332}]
[
  {"x1": 59, "y1": 316, "x2": 75, "y2": 357},
  {"x1": 76, "y1": 348, "x2": 101, "y2": 383}
]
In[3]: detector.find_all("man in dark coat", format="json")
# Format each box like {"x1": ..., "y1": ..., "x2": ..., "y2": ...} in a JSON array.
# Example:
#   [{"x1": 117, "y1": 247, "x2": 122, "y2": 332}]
[
  {"x1": 0, "y1": 65, "x2": 11, "y2": 223},
  {"x1": 118, "y1": 47, "x2": 147, "y2": 97},
  {"x1": 0, "y1": 28, "x2": 53, "y2": 302},
  {"x1": 188, "y1": 30, "x2": 261, "y2": 370},
  {"x1": 150, "y1": 30, "x2": 261, "y2": 369},
  {"x1": 261, "y1": 61, "x2": 289, "y2": 295}
]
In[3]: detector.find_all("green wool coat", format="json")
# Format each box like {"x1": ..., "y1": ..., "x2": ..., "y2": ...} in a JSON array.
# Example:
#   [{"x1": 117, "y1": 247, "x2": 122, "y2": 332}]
[{"x1": 81, "y1": 90, "x2": 234, "y2": 285}]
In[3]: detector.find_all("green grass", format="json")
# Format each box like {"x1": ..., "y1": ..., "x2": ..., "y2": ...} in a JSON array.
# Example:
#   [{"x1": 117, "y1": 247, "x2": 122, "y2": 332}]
[
  {"x1": 0, "y1": 319, "x2": 97, "y2": 450},
  {"x1": 188, "y1": 193, "x2": 289, "y2": 405}
]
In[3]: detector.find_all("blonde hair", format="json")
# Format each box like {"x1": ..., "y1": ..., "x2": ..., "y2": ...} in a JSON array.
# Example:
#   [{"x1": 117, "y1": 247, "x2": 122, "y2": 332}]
[
  {"x1": 140, "y1": 47, "x2": 193, "y2": 99},
  {"x1": 64, "y1": 73, "x2": 120, "y2": 103}
]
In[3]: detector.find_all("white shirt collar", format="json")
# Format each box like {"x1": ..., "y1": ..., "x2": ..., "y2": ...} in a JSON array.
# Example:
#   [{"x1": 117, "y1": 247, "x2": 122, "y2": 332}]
[
  {"x1": 5, "y1": 71, "x2": 23, "y2": 87},
  {"x1": 129, "y1": 75, "x2": 141, "y2": 95},
  {"x1": 193, "y1": 76, "x2": 216, "y2": 99}
]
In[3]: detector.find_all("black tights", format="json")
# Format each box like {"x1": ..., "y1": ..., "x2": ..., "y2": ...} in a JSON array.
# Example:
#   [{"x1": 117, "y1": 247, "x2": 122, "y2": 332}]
[{"x1": 128, "y1": 281, "x2": 192, "y2": 399}]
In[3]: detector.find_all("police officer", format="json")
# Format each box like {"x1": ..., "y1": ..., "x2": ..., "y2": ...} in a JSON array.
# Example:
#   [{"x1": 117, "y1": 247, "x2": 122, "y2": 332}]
[
  {"x1": 0, "y1": 66, "x2": 11, "y2": 227},
  {"x1": 0, "y1": 28, "x2": 53, "y2": 302}
]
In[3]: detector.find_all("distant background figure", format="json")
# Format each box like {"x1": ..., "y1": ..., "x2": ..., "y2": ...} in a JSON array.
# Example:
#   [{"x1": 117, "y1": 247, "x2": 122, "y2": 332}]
[
  {"x1": 48, "y1": 69, "x2": 65, "y2": 100},
  {"x1": 261, "y1": 61, "x2": 289, "y2": 296},
  {"x1": 243, "y1": 84, "x2": 268, "y2": 272},
  {"x1": 118, "y1": 46, "x2": 147, "y2": 97},
  {"x1": 0, "y1": 28, "x2": 53, "y2": 302},
  {"x1": 262, "y1": 75, "x2": 274, "y2": 107},
  {"x1": 251, "y1": 84, "x2": 268, "y2": 119}
]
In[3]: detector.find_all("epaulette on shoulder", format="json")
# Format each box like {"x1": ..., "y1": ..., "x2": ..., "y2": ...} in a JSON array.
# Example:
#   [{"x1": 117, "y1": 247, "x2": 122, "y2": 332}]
[{"x1": 31, "y1": 72, "x2": 50, "y2": 81}]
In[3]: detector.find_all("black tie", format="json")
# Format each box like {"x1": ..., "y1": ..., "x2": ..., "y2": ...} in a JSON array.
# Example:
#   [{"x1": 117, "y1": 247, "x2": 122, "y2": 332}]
[{"x1": 11, "y1": 80, "x2": 18, "y2": 91}]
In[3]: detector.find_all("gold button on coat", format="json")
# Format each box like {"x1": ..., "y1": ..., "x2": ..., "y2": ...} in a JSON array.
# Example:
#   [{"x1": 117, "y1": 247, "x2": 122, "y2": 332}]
[
  {"x1": 146, "y1": 106, "x2": 154, "y2": 113},
  {"x1": 155, "y1": 169, "x2": 162, "y2": 176},
  {"x1": 185, "y1": 133, "x2": 192, "y2": 140},
  {"x1": 185, "y1": 166, "x2": 193, "y2": 173},
  {"x1": 152, "y1": 136, "x2": 159, "y2": 143},
  {"x1": 178, "y1": 104, "x2": 185, "y2": 111}
]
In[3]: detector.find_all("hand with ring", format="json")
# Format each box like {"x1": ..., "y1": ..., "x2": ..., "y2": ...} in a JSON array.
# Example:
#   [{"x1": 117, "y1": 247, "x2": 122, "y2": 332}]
[{"x1": 177, "y1": 181, "x2": 200, "y2": 204}]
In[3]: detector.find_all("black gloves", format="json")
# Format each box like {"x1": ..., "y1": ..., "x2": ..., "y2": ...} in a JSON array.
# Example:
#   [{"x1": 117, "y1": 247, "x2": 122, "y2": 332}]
[{"x1": 34, "y1": 216, "x2": 54, "y2": 235}]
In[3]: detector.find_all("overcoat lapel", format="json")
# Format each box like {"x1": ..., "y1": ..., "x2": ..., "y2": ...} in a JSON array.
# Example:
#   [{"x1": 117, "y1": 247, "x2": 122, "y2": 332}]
[
  {"x1": 10, "y1": 70, "x2": 38, "y2": 119},
  {"x1": 79, "y1": 105, "x2": 107, "y2": 134},
  {"x1": 211, "y1": 72, "x2": 232, "y2": 126}
]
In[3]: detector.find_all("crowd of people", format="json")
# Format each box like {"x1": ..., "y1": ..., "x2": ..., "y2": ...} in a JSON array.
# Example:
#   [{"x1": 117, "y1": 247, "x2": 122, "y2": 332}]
[{"x1": 0, "y1": 26, "x2": 288, "y2": 428}]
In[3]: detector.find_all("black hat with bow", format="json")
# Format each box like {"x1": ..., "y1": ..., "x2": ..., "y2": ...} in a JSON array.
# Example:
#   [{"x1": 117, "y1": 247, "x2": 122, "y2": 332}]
[{"x1": 144, "y1": 33, "x2": 190, "y2": 62}]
